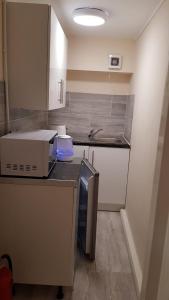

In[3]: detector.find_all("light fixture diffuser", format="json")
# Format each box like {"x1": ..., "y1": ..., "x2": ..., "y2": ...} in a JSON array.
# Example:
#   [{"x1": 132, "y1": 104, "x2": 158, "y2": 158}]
[{"x1": 73, "y1": 8, "x2": 107, "y2": 27}]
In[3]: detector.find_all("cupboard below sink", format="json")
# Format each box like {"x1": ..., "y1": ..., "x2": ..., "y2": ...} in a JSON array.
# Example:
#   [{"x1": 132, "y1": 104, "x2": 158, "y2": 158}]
[{"x1": 74, "y1": 145, "x2": 130, "y2": 211}]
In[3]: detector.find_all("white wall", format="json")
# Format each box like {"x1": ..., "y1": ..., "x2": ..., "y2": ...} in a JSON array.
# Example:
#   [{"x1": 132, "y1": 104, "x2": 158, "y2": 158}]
[
  {"x1": 4, "y1": 1, "x2": 136, "y2": 94},
  {"x1": 124, "y1": 0, "x2": 169, "y2": 292},
  {"x1": 139, "y1": 68, "x2": 169, "y2": 299},
  {"x1": 67, "y1": 37, "x2": 136, "y2": 94},
  {"x1": 68, "y1": 37, "x2": 136, "y2": 73},
  {"x1": 67, "y1": 70, "x2": 132, "y2": 95}
]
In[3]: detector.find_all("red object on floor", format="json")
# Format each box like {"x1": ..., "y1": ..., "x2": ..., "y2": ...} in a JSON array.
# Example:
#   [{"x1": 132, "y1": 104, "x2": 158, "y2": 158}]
[{"x1": 0, "y1": 266, "x2": 13, "y2": 300}]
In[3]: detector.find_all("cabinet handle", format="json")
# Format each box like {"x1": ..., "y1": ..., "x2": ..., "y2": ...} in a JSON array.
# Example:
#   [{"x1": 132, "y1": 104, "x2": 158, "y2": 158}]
[
  {"x1": 58, "y1": 80, "x2": 63, "y2": 104},
  {"x1": 92, "y1": 150, "x2": 94, "y2": 166},
  {"x1": 58, "y1": 80, "x2": 61, "y2": 102},
  {"x1": 60, "y1": 80, "x2": 64, "y2": 104}
]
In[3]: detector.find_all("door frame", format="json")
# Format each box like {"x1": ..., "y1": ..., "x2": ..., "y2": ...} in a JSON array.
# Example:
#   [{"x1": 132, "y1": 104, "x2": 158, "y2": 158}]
[{"x1": 140, "y1": 66, "x2": 169, "y2": 300}]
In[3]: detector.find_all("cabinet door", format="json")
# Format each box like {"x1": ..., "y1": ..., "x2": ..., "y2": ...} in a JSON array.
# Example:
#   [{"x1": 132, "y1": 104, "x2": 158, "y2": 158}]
[
  {"x1": 6, "y1": 2, "x2": 49, "y2": 110},
  {"x1": 48, "y1": 7, "x2": 67, "y2": 110},
  {"x1": 58, "y1": 23, "x2": 67, "y2": 108},
  {"x1": 0, "y1": 183, "x2": 76, "y2": 286},
  {"x1": 6, "y1": 3, "x2": 67, "y2": 111},
  {"x1": 89, "y1": 147, "x2": 129, "y2": 211},
  {"x1": 73, "y1": 145, "x2": 89, "y2": 159}
]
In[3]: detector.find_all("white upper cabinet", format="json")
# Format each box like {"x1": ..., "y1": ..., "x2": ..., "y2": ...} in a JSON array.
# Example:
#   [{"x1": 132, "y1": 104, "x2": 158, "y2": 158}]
[
  {"x1": 6, "y1": 2, "x2": 67, "y2": 110},
  {"x1": 49, "y1": 7, "x2": 67, "y2": 110}
]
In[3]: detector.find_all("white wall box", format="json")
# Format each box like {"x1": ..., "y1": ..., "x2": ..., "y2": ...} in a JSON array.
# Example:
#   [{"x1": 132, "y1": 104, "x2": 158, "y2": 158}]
[
  {"x1": 6, "y1": 2, "x2": 67, "y2": 110},
  {"x1": 74, "y1": 145, "x2": 130, "y2": 211},
  {"x1": 109, "y1": 54, "x2": 122, "y2": 69}
]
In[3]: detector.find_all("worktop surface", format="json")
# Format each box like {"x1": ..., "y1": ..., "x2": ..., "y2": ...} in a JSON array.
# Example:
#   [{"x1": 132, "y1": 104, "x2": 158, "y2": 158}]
[
  {"x1": 0, "y1": 158, "x2": 82, "y2": 187},
  {"x1": 49, "y1": 158, "x2": 81, "y2": 181},
  {"x1": 72, "y1": 135, "x2": 130, "y2": 148}
]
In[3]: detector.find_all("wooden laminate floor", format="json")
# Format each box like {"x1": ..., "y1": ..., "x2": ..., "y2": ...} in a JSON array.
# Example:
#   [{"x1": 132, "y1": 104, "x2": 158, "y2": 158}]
[{"x1": 14, "y1": 212, "x2": 137, "y2": 300}]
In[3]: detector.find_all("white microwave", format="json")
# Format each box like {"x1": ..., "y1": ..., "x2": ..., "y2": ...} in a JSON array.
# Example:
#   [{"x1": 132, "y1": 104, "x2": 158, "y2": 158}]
[{"x1": 0, "y1": 130, "x2": 57, "y2": 177}]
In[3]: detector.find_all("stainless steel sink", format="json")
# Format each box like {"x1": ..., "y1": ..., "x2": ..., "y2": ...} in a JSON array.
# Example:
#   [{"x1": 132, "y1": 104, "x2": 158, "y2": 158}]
[{"x1": 91, "y1": 137, "x2": 123, "y2": 144}]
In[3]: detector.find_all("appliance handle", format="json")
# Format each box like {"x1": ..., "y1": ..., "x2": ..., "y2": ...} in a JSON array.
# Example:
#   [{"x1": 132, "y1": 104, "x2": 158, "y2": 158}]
[
  {"x1": 92, "y1": 150, "x2": 94, "y2": 166},
  {"x1": 83, "y1": 149, "x2": 86, "y2": 159}
]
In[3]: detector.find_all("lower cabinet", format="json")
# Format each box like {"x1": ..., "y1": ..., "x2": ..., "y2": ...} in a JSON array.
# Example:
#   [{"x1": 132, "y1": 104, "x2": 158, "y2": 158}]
[
  {"x1": 73, "y1": 145, "x2": 89, "y2": 160},
  {"x1": 89, "y1": 147, "x2": 129, "y2": 211},
  {"x1": 74, "y1": 145, "x2": 130, "y2": 211},
  {"x1": 0, "y1": 183, "x2": 77, "y2": 286}
]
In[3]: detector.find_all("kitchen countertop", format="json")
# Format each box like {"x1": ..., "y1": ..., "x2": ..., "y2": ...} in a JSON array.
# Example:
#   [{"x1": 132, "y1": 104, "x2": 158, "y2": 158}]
[
  {"x1": 0, "y1": 158, "x2": 82, "y2": 187},
  {"x1": 72, "y1": 135, "x2": 130, "y2": 148},
  {"x1": 49, "y1": 158, "x2": 82, "y2": 181}
]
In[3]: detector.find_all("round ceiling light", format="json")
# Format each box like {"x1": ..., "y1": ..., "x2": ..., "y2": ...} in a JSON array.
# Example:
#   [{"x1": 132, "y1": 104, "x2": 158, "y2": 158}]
[{"x1": 73, "y1": 8, "x2": 107, "y2": 27}]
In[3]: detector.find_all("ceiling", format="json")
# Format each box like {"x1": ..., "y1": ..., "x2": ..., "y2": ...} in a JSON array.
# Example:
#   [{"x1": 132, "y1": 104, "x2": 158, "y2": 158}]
[{"x1": 55, "y1": 0, "x2": 163, "y2": 39}]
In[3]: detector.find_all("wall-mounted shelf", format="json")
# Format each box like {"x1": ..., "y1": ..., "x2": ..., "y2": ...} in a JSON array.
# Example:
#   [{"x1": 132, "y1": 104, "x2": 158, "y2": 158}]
[{"x1": 67, "y1": 69, "x2": 133, "y2": 95}]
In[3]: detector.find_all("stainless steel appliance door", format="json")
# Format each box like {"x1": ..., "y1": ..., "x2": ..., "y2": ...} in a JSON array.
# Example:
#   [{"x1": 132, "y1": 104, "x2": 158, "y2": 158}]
[{"x1": 78, "y1": 159, "x2": 99, "y2": 260}]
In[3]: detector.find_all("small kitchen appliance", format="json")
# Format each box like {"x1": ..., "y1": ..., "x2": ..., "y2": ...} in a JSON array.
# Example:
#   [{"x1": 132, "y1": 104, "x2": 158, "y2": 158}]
[
  {"x1": 0, "y1": 130, "x2": 57, "y2": 177},
  {"x1": 53, "y1": 135, "x2": 74, "y2": 161}
]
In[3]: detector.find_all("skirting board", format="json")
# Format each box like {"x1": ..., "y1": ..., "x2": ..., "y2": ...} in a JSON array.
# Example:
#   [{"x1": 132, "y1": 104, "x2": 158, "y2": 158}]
[
  {"x1": 98, "y1": 203, "x2": 125, "y2": 211},
  {"x1": 120, "y1": 209, "x2": 142, "y2": 296}
]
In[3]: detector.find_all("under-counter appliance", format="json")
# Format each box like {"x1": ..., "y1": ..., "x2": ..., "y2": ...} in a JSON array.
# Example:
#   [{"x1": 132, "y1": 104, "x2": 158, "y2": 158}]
[
  {"x1": 0, "y1": 130, "x2": 57, "y2": 177},
  {"x1": 78, "y1": 159, "x2": 99, "y2": 260}
]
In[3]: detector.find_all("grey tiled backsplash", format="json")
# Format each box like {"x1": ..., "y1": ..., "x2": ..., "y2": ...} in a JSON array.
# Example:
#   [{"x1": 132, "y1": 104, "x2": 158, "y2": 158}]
[
  {"x1": 9, "y1": 109, "x2": 48, "y2": 132},
  {"x1": 48, "y1": 92, "x2": 134, "y2": 141},
  {"x1": 0, "y1": 81, "x2": 47, "y2": 136},
  {"x1": 0, "y1": 81, "x2": 134, "y2": 141},
  {"x1": 125, "y1": 95, "x2": 134, "y2": 141}
]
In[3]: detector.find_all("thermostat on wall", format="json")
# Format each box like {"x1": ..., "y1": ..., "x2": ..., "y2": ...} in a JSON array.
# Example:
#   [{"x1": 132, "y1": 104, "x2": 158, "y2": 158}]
[{"x1": 108, "y1": 54, "x2": 122, "y2": 69}]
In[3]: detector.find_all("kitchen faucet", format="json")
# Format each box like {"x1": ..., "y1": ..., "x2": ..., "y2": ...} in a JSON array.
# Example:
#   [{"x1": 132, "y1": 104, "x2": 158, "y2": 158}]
[{"x1": 88, "y1": 128, "x2": 103, "y2": 139}]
